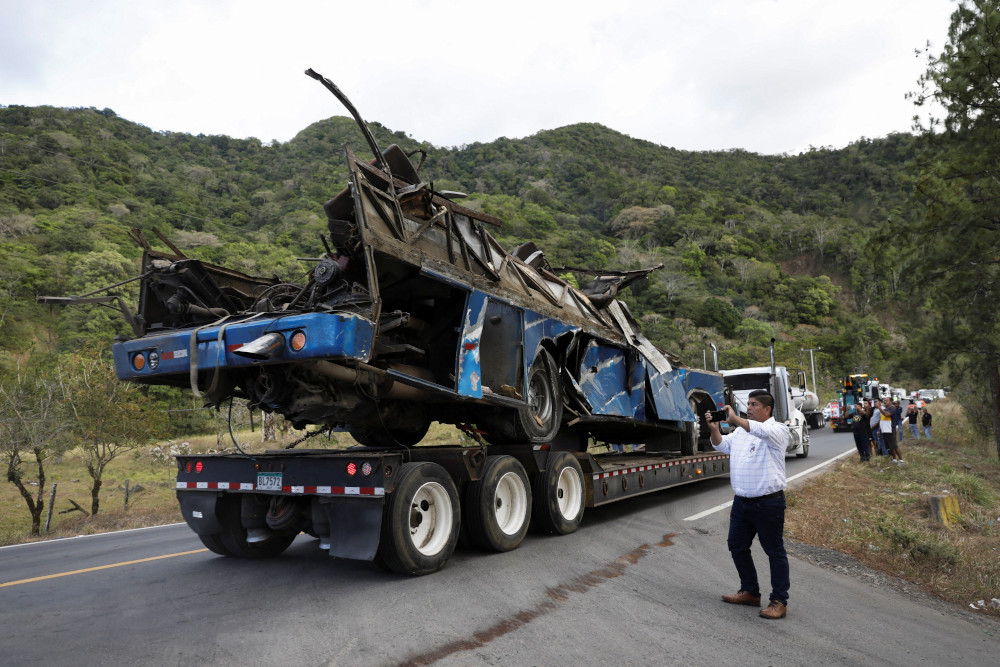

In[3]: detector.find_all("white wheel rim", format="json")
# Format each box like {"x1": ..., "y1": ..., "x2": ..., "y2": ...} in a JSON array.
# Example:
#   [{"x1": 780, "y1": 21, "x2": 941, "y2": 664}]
[
  {"x1": 408, "y1": 481, "x2": 453, "y2": 556},
  {"x1": 494, "y1": 471, "x2": 528, "y2": 535},
  {"x1": 555, "y1": 466, "x2": 583, "y2": 521}
]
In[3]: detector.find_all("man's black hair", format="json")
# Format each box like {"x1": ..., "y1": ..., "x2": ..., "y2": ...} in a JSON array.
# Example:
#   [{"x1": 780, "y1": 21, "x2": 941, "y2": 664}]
[{"x1": 748, "y1": 389, "x2": 775, "y2": 412}]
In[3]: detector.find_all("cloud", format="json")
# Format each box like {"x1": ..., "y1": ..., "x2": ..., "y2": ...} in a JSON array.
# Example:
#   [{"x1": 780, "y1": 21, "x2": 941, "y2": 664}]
[{"x1": 0, "y1": 0, "x2": 955, "y2": 154}]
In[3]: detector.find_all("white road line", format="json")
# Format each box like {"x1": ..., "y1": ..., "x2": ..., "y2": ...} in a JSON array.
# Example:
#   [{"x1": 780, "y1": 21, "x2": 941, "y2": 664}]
[
  {"x1": 683, "y1": 447, "x2": 856, "y2": 521},
  {"x1": 0, "y1": 522, "x2": 186, "y2": 551}
]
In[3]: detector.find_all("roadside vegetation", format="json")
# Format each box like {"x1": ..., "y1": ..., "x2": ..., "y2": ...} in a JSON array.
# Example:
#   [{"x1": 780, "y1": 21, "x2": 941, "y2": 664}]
[{"x1": 787, "y1": 400, "x2": 1000, "y2": 617}]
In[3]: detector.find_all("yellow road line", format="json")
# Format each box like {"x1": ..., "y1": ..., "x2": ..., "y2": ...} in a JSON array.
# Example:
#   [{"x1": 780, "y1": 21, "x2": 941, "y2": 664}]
[{"x1": 0, "y1": 548, "x2": 209, "y2": 588}]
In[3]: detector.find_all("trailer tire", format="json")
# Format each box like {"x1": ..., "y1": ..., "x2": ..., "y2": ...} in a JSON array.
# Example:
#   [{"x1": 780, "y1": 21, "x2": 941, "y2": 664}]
[
  {"x1": 198, "y1": 533, "x2": 232, "y2": 556},
  {"x1": 377, "y1": 462, "x2": 460, "y2": 575},
  {"x1": 217, "y1": 495, "x2": 298, "y2": 559},
  {"x1": 531, "y1": 452, "x2": 585, "y2": 535},
  {"x1": 464, "y1": 456, "x2": 531, "y2": 552}
]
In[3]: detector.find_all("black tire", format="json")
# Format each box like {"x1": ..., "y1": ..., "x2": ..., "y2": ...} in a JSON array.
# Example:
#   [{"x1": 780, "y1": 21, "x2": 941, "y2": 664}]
[
  {"x1": 198, "y1": 532, "x2": 232, "y2": 556},
  {"x1": 350, "y1": 419, "x2": 430, "y2": 448},
  {"x1": 217, "y1": 495, "x2": 298, "y2": 559},
  {"x1": 377, "y1": 462, "x2": 461, "y2": 575},
  {"x1": 531, "y1": 452, "x2": 585, "y2": 535},
  {"x1": 520, "y1": 349, "x2": 562, "y2": 442},
  {"x1": 796, "y1": 442, "x2": 810, "y2": 458},
  {"x1": 479, "y1": 349, "x2": 563, "y2": 444},
  {"x1": 464, "y1": 456, "x2": 532, "y2": 552}
]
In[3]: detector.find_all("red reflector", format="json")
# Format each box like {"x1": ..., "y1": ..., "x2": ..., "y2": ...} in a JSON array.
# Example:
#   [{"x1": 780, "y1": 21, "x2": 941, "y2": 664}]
[
  {"x1": 346, "y1": 462, "x2": 357, "y2": 476},
  {"x1": 184, "y1": 461, "x2": 192, "y2": 473},
  {"x1": 195, "y1": 461, "x2": 204, "y2": 473},
  {"x1": 463, "y1": 342, "x2": 477, "y2": 350}
]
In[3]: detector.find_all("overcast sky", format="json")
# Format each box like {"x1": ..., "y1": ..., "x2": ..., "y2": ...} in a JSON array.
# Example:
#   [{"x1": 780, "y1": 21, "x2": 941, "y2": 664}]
[{"x1": 2, "y1": 0, "x2": 956, "y2": 155}]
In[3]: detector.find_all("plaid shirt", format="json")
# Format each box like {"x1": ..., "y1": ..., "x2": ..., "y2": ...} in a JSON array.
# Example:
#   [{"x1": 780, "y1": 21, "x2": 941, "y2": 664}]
[{"x1": 712, "y1": 416, "x2": 789, "y2": 498}]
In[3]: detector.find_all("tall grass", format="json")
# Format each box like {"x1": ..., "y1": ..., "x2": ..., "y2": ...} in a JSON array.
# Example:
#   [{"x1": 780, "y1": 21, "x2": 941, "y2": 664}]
[{"x1": 786, "y1": 399, "x2": 1000, "y2": 615}]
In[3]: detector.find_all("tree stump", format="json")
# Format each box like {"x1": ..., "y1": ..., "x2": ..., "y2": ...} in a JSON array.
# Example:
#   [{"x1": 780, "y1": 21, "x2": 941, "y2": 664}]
[{"x1": 929, "y1": 495, "x2": 960, "y2": 526}]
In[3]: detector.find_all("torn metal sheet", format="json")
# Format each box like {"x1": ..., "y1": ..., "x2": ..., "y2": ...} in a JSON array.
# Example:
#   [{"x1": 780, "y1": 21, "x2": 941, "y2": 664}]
[{"x1": 59, "y1": 71, "x2": 731, "y2": 451}]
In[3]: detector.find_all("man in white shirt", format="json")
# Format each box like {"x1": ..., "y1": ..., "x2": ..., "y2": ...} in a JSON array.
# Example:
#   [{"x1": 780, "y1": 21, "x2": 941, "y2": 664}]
[{"x1": 707, "y1": 390, "x2": 792, "y2": 620}]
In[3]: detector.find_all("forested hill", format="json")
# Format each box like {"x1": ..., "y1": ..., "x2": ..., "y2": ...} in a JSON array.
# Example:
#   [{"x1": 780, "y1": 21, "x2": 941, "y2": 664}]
[{"x1": 0, "y1": 104, "x2": 925, "y2": 392}]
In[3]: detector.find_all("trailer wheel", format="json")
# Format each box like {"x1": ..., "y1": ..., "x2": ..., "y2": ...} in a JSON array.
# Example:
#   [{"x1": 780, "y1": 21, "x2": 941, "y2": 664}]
[
  {"x1": 377, "y1": 462, "x2": 460, "y2": 575},
  {"x1": 464, "y1": 456, "x2": 532, "y2": 552},
  {"x1": 217, "y1": 495, "x2": 298, "y2": 559},
  {"x1": 532, "y1": 452, "x2": 585, "y2": 535},
  {"x1": 198, "y1": 533, "x2": 232, "y2": 556}
]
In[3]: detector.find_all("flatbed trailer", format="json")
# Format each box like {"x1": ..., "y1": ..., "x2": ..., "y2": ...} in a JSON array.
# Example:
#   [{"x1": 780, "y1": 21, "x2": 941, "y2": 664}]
[{"x1": 176, "y1": 445, "x2": 730, "y2": 575}]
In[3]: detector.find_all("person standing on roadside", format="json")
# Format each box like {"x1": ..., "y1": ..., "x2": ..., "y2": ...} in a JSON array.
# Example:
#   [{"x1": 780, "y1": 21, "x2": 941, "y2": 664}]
[
  {"x1": 871, "y1": 399, "x2": 886, "y2": 456},
  {"x1": 876, "y1": 399, "x2": 904, "y2": 464},
  {"x1": 862, "y1": 400, "x2": 876, "y2": 458},
  {"x1": 922, "y1": 408, "x2": 932, "y2": 438},
  {"x1": 891, "y1": 400, "x2": 904, "y2": 441},
  {"x1": 707, "y1": 390, "x2": 792, "y2": 620},
  {"x1": 907, "y1": 402, "x2": 921, "y2": 439},
  {"x1": 852, "y1": 402, "x2": 871, "y2": 462}
]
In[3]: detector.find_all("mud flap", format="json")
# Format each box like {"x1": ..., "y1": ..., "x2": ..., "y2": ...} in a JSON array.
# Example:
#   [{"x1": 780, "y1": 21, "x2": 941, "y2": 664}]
[
  {"x1": 177, "y1": 491, "x2": 222, "y2": 535},
  {"x1": 320, "y1": 497, "x2": 384, "y2": 561}
]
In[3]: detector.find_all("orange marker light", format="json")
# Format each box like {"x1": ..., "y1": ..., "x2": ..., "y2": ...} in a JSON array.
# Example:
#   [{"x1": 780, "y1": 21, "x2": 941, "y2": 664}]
[
  {"x1": 133, "y1": 354, "x2": 145, "y2": 371},
  {"x1": 290, "y1": 331, "x2": 306, "y2": 351}
]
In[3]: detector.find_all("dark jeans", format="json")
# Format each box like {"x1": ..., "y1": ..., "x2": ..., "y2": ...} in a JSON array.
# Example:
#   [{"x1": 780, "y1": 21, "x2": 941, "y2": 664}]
[
  {"x1": 874, "y1": 430, "x2": 887, "y2": 456},
  {"x1": 728, "y1": 494, "x2": 789, "y2": 604},
  {"x1": 852, "y1": 430, "x2": 870, "y2": 461}
]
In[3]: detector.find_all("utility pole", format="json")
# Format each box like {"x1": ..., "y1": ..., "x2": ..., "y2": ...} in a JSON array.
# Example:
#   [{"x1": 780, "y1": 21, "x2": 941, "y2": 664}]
[{"x1": 802, "y1": 347, "x2": 821, "y2": 396}]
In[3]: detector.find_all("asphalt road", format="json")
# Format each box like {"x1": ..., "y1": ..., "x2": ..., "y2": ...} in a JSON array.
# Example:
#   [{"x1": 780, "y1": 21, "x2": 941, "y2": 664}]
[{"x1": 1, "y1": 428, "x2": 997, "y2": 666}]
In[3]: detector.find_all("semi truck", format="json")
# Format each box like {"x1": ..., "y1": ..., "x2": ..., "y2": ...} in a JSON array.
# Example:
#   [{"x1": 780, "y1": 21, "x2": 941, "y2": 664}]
[
  {"x1": 45, "y1": 70, "x2": 734, "y2": 575},
  {"x1": 720, "y1": 341, "x2": 811, "y2": 458},
  {"x1": 830, "y1": 373, "x2": 867, "y2": 432}
]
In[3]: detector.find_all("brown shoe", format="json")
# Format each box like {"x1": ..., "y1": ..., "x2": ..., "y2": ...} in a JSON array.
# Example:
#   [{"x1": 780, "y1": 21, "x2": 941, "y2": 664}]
[
  {"x1": 759, "y1": 599, "x2": 787, "y2": 619},
  {"x1": 722, "y1": 590, "x2": 761, "y2": 606}
]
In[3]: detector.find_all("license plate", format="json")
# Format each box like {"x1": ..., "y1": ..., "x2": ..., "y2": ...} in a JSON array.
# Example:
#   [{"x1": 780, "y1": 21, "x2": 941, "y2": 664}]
[{"x1": 257, "y1": 472, "x2": 282, "y2": 491}]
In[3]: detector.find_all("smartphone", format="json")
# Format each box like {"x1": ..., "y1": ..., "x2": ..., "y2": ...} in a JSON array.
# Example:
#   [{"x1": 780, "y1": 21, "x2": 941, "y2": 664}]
[{"x1": 710, "y1": 409, "x2": 728, "y2": 422}]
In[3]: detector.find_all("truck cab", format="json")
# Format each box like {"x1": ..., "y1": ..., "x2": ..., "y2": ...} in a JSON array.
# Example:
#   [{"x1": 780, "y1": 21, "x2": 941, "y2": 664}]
[{"x1": 720, "y1": 364, "x2": 810, "y2": 458}]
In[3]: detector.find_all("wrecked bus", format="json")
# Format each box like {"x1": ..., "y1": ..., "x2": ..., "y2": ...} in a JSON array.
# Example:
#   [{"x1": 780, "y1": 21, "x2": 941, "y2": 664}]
[{"x1": 59, "y1": 70, "x2": 731, "y2": 573}]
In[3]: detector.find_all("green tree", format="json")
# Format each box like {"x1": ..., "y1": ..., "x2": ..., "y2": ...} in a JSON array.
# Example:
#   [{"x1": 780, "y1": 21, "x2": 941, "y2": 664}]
[
  {"x1": 904, "y1": 0, "x2": 1000, "y2": 457},
  {"x1": 59, "y1": 349, "x2": 166, "y2": 515},
  {"x1": 698, "y1": 297, "x2": 742, "y2": 337}
]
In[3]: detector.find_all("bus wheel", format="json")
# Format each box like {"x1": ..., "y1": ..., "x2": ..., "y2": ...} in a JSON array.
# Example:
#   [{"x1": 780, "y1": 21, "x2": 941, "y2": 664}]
[
  {"x1": 464, "y1": 456, "x2": 532, "y2": 552},
  {"x1": 682, "y1": 398, "x2": 701, "y2": 455},
  {"x1": 532, "y1": 452, "x2": 585, "y2": 535},
  {"x1": 377, "y1": 462, "x2": 460, "y2": 575},
  {"x1": 518, "y1": 349, "x2": 562, "y2": 442},
  {"x1": 350, "y1": 419, "x2": 430, "y2": 448}
]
